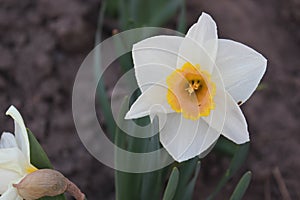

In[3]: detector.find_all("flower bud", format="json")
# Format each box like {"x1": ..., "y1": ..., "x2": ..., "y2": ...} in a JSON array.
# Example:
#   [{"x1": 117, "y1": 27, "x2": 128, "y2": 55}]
[{"x1": 13, "y1": 169, "x2": 68, "y2": 200}]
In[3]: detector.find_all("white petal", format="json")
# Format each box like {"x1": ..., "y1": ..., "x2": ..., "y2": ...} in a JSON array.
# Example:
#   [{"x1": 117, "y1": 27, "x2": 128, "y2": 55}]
[
  {"x1": 125, "y1": 83, "x2": 172, "y2": 119},
  {"x1": 202, "y1": 69, "x2": 227, "y2": 134},
  {"x1": 133, "y1": 35, "x2": 183, "y2": 92},
  {"x1": 0, "y1": 148, "x2": 28, "y2": 175},
  {"x1": 0, "y1": 132, "x2": 17, "y2": 149},
  {"x1": 0, "y1": 184, "x2": 22, "y2": 200},
  {"x1": 175, "y1": 120, "x2": 220, "y2": 162},
  {"x1": 0, "y1": 169, "x2": 20, "y2": 194},
  {"x1": 216, "y1": 39, "x2": 267, "y2": 104},
  {"x1": 187, "y1": 13, "x2": 218, "y2": 58},
  {"x1": 6, "y1": 106, "x2": 30, "y2": 162},
  {"x1": 159, "y1": 113, "x2": 220, "y2": 162},
  {"x1": 202, "y1": 75, "x2": 249, "y2": 145},
  {"x1": 177, "y1": 37, "x2": 215, "y2": 73},
  {"x1": 177, "y1": 12, "x2": 218, "y2": 71},
  {"x1": 222, "y1": 93, "x2": 250, "y2": 144}
]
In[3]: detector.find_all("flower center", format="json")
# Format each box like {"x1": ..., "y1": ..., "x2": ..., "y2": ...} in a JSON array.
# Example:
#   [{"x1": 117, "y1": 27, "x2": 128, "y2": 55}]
[
  {"x1": 166, "y1": 62, "x2": 215, "y2": 120},
  {"x1": 185, "y1": 79, "x2": 202, "y2": 95}
]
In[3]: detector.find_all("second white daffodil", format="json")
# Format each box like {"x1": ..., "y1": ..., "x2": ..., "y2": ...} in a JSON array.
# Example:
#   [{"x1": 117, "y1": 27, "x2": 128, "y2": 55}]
[
  {"x1": 0, "y1": 106, "x2": 85, "y2": 200},
  {"x1": 0, "y1": 106, "x2": 37, "y2": 200},
  {"x1": 125, "y1": 12, "x2": 267, "y2": 162}
]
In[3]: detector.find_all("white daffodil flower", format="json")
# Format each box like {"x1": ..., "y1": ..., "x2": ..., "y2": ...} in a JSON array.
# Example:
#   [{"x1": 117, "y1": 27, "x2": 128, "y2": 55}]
[
  {"x1": 0, "y1": 105, "x2": 37, "y2": 199},
  {"x1": 125, "y1": 12, "x2": 267, "y2": 162}
]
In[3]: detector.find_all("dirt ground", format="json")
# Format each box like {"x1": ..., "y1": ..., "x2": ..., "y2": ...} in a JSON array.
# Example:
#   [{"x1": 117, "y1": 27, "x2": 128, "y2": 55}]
[{"x1": 0, "y1": 0, "x2": 299, "y2": 199}]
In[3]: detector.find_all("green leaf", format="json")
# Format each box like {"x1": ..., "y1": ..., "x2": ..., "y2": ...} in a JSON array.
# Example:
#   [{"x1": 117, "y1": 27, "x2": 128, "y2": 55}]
[
  {"x1": 27, "y1": 129, "x2": 52, "y2": 169},
  {"x1": 163, "y1": 167, "x2": 179, "y2": 200},
  {"x1": 38, "y1": 196, "x2": 66, "y2": 200},
  {"x1": 256, "y1": 83, "x2": 268, "y2": 91},
  {"x1": 227, "y1": 143, "x2": 250, "y2": 175},
  {"x1": 214, "y1": 136, "x2": 238, "y2": 157},
  {"x1": 94, "y1": 0, "x2": 117, "y2": 138},
  {"x1": 207, "y1": 143, "x2": 250, "y2": 200},
  {"x1": 118, "y1": 0, "x2": 135, "y2": 29},
  {"x1": 177, "y1": 0, "x2": 187, "y2": 33},
  {"x1": 173, "y1": 158, "x2": 201, "y2": 200},
  {"x1": 27, "y1": 129, "x2": 66, "y2": 200},
  {"x1": 115, "y1": 97, "x2": 141, "y2": 200},
  {"x1": 139, "y1": 120, "x2": 164, "y2": 200},
  {"x1": 118, "y1": 0, "x2": 184, "y2": 29},
  {"x1": 230, "y1": 171, "x2": 252, "y2": 200},
  {"x1": 115, "y1": 97, "x2": 164, "y2": 200},
  {"x1": 106, "y1": 0, "x2": 119, "y2": 17},
  {"x1": 149, "y1": 0, "x2": 183, "y2": 27}
]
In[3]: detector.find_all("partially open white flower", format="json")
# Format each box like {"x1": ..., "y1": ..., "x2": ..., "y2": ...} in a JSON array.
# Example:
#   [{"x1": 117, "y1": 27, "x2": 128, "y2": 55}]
[
  {"x1": 125, "y1": 13, "x2": 267, "y2": 162},
  {"x1": 0, "y1": 105, "x2": 38, "y2": 199},
  {"x1": 0, "y1": 106, "x2": 85, "y2": 200}
]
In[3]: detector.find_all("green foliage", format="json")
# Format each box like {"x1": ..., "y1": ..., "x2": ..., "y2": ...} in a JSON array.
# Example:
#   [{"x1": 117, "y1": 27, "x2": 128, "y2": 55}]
[
  {"x1": 115, "y1": 97, "x2": 164, "y2": 200},
  {"x1": 148, "y1": 0, "x2": 185, "y2": 28},
  {"x1": 114, "y1": 97, "x2": 204, "y2": 200},
  {"x1": 207, "y1": 143, "x2": 250, "y2": 200},
  {"x1": 27, "y1": 129, "x2": 53, "y2": 169},
  {"x1": 106, "y1": 0, "x2": 119, "y2": 17},
  {"x1": 177, "y1": 0, "x2": 187, "y2": 33},
  {"x1": 94, "y1": 0, "x2": 117, "y2": 138},
  {"x1": 173, "y1": 158, "x2": 201, "y2": 200},
  {"x1": 162, "y1": 168, "x2": 179, "y2": 200},
  {"x1": 214, "y1": 136, "x2": 239, "y2": 157},
  {"x1": 256, "y1": 83, "x2": 268, "y2": 91},
  {"x1": 38, "y1": 196, "x2": 66, "y2": 200},
  {"x1": 27, "y1": 129, "x2": 66, "y2": 200},
  {"x1": 115, "y1": 0, "x2": 185, "y2": 30},
  {"x1": 230, "y1": 171, "x2": 252, "y2": 200}
]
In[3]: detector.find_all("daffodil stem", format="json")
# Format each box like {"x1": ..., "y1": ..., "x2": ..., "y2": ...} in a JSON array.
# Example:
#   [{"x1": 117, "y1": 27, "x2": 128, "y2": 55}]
[{"x1": 66, "y1": 179, "x2": 85, "y2": 200}]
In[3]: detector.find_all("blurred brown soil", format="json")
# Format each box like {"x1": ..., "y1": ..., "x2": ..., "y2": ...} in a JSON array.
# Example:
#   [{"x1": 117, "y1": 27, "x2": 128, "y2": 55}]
[{"x1": 0, "y1": 0, "x2": 299, "y2": 199}]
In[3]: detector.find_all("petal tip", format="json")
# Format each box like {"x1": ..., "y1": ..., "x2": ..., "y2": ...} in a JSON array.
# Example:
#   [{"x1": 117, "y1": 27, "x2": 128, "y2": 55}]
[
  {"x1": 199, "y1": 12, "x2": 211, "y2": 19},
  {"x1": 124, "y1": 112, "x2": 132, "y2": 120},
  {"x1": 198, "y1": 12, "x2": 216, "y2": 25},
  {"x1": 231, "y1": 133, "x2": 250, "y2": 145},
  {"x1": 5, "y1": 105, "x2": 17, "y2": 116},
  {"x1": 5, "y1": 105, "x2": 25, "y2": 127},
  {"x1": 238, "y1": 136, "x2": 250, "y2": 144}
]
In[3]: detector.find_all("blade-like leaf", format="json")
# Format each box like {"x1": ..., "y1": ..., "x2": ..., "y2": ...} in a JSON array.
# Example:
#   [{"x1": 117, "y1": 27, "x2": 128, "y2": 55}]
[
  {"x1": 27, "y1": 129, "x2": 52, "y2": 169},
  {"x1": 230, "y1": 171, "x2": 252, "y2": 200},
  {"x1": 173, "y1": 158, "x2": 201, "y2": 200},
  {"x1": 94, "y1": 0, "x2": 117, "y2": 138},
  {"x1": 177, "y1": 0, "x2": 187, "y2": 34},
  {"x1": 115, "y1": 97, "x2": 141, "y2": 200},
  {"x1": 163, "y1": 167, "x2": 179, "y2": 200},
  {"x1": 207, "y1": 143, "x2": 250, "y2": 200},
  {"x1": 214, "y1": 136, "x2": 238, "y2": 157},
  {"x1": 140, "y1": 117, "x2": 165, "y2": 200},
  {"x1": 118, "y1": 0, "x2": 184, "y2": 29},
  {"x1": 39, "y1": 196, "x2": 66, "y2": 200},
  {"x1": 119, "y1": 0, "x2": 136, "y2": 29},
  {"x1": 106, "y1": 0, "x2": 119, "y2": 17},
  {"x1": 115, "y1": 97, "x2": 164, "y2": 200},
  {"x1": 27, "y1": 129, "x2": 66, "y2": 200},
  {"x1": 149, "y1": 0, "x2": 183, "y2": 27}
]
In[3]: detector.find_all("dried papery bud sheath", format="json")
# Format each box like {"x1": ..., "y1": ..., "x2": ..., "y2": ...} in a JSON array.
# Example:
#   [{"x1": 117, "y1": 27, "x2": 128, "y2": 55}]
[
  {"x1": 13, "y1": 169, "x2": 67, "y2": 200},
  {"x1": 13, "y1": 169, "x2": 85, "y2": 200},
  {"x1": 66, "y1": 179, "x2": 85, "y2": 200}
]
